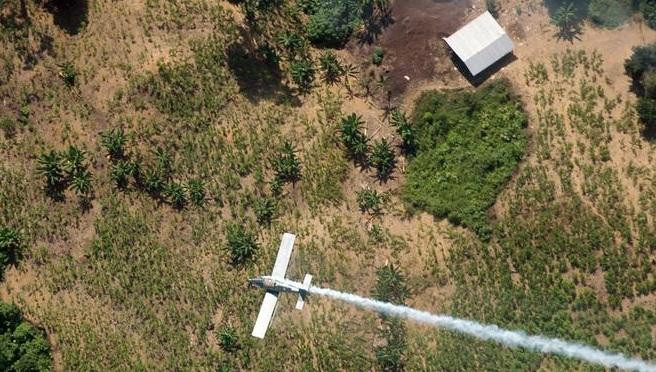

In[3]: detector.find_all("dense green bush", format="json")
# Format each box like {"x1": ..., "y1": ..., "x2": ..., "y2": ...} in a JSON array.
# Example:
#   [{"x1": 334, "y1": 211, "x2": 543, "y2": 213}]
[
  {"x1": 637, "y1": 97, "x2": 656, "y2": 132},
  {"x1": 306, "y1": 0, "x2": 362, "y2": 47},
  {"x1": 403, "y1": 80, "x2": 527, "y2": 239},
  {"x1": 625, "y1": 43, "x2": 656, "y2": 134},
  {"x1": 639, "y1": 0, "x2": 656, "y2": 29},
  {"x1": 588, "y1": 0, "x2": 631, "y2": 28},
  {"x1": 0, "y1": 301, "x2": 51, "y2": 371}
]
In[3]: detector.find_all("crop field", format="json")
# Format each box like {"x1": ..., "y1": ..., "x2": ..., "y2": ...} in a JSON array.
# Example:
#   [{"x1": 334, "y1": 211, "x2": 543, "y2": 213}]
[{"x1": 2, "y1": 0, "x2": 656, "y2": 371}]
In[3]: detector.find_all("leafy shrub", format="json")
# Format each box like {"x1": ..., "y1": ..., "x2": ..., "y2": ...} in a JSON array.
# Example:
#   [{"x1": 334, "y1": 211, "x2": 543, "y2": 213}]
[
  {"x1": 59, "y1": 62, "x2": 77, "y2": 87},
  {"x1": 186, "y1": 179, "x2": 205, "y2": 206},
  {"x1": 225, "y1": 224, "x2": 258, "y2": 265},
  {"x1": 339, "y1": 113, "x2": 369, "y2": 162},
  {"x1": 403, "y1": 80, "x2": 527, "y2": 239},
  {"x1": 277, "y1": 31, "x2": 304, "y2": 59},
  {"x1": 588, "y1": 0, "x2": 631, "y2": 28},
  {"x1": 390, "y1": 110, "x2": 417, "y2": 155},
  {"x1": 640, "y1": 0, "x2": 656, "y2": 29},
  {"x1": 254, "y1": 197, "x2": 276, "y2": 226},
  {"x1": 272, "y1": 141, "x2": 301, "y2": 184},
  {"x1": 0, "y1": 116, "x2": 16, "y2": 139},
  {"x1": 100, "y1": 128, "x2": 126, "y2": 160},
  {"x1": 372, "y1": 47, "x2": 384, "y2": 66},
  {"x1": 319, "y1": 52, "x2": 344, "y2": 84},
  {"x1": 110, "y1": 161, "x2": 131, "y2": 189},
  {"x1": 0, "y1": 301, "x2": 51, "y2": 371},
  {"x1": 637, "y1": 97, "x2": 656, "y2": 132},
  {"x1": 370, "y1": 138, "x2": 395, "y2": 180},
  {"x1": 290, "y1": 58, "x2": 315, "y2": 92},
  {"x1": 217, "y1": 326, "x2": 239, "y2": 352},
  {"x1": 356, "y1": 187, "x2": 384, "y2": 215},
  {"x1": 36, "y1": 151, "x2": 64, "y2": 192},
  {"x1": 165, "y1": 182, "x2": 187, "y2": 209},
  {"x1": 374, "y1": 264, "x2": 408, "y2": 305},
  {"x1": 0, "y1": 227, "x2": 20, "y2": 276},
  {"x1": 624, "y1": 43, "x2": 656, "y2": 83},
  {"x1": 307, "y1": 0, "x2": 362, "y2": 47},
  {"x1": 625, "y1": 44, "x2": 656, "y2": 134}
]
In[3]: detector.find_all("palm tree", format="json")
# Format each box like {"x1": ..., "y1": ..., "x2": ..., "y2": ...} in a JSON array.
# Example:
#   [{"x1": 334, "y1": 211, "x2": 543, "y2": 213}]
[
  {"x1": 552, "y1": 3, "x2": 579, "y2": 39},
  {"x1": 37, "y1": 150, "x2": 64, "y2": 191},
  {"x1": 100, "y1": 128, "x2": 127, "y2": 160},
  {"x1": 370, "y1": 138, "x2": 396, "y2": 180}
]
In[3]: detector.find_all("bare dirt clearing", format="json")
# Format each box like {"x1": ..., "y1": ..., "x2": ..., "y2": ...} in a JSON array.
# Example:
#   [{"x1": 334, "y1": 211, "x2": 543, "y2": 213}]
[{"x1": 347, "y1": 0, "x2": 471, "y2": 102}]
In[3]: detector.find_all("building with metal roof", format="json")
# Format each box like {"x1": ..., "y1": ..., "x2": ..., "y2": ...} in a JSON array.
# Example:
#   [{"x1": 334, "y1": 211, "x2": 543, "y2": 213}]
[{"x1": 444, "y1": 11, "x2": 513, "y2": 76}]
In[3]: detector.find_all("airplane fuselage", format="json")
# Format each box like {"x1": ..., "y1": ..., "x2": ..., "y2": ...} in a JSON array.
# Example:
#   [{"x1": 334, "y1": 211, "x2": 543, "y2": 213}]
[{"x1": 248, "y1": 276, "x2": 307, "y2": 295}]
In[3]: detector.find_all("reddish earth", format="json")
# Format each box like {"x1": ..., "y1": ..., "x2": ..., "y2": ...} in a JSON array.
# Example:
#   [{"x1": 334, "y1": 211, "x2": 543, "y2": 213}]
[{"x1": 347, "y1": 0, "x2": 471, "y2": 102}]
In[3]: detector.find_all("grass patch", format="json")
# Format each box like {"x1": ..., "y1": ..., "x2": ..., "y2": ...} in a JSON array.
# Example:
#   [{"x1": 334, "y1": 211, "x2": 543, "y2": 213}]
[{"x1": 403, "y1": 80, "x2": 527, "y2": 239}]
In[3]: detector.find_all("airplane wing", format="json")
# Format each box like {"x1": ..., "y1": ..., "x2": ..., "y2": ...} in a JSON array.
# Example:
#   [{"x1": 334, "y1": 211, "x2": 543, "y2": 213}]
[
  {"x1": 271, "y1": 233, "x2": 295, "y2": 278},
  {"x1": 251, "y1": 291, "x2": 278, "y2": 339}
]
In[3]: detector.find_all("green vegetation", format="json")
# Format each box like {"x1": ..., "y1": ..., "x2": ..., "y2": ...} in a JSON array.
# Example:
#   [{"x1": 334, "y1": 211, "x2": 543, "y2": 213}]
[
  {"x1": 370, "y1": 138, "x2": 395, "y2": 181},
  {"x1": 306, "y1": 0, "x2": 362, "y2": 47},
  {"x1": 486, "y1": 0, "x2": 499, "y2": 18},
  {"x1": 551, "y1": 2, "x2": 580, "y2": 39},
  {"x1": 272, "y1": 141, "x2": 301, "y2": 184},
  {"x1": 290, "y1": 57, "x2": 315, "y2": 92},
  {"x1": 588, "y1": 0, "x2": 631, "y2": 28},
  {"x1": 58, "y1": 62, "x2": 77, "y2": 87},
  {"x1": 356, "y1": 187, "x2": 385, "y2": 215},
  {"x1": 390, "y1": 109, "x2": 417, "y2": 155},
  {"x1": 0, "y1": 301, "x2": 51, "y2": 371},
  {"x1": 373, "y1": 264, "x2": 408, "y2": 371},
  {"x1": 372, "y1": 47, "x2": 384, "y2": 66},
  {"x1": 339, "y1": 113, "x2": 369, "y2": 163},
  {"x1": 625, "y1": 43, "x2": 656, "y2": 135},
  {"x1": 319, "y1": 51, "x2": 344, "y2": 84},
  {"x1": 404, "y1": 80, "x2": 527, "y2": 239},
  {"x1": 226, "y1": 223, "x2": 259, "y2": 265},
  {"x1": 0, "y1": 227, "x2": 20, "y2": 277}
]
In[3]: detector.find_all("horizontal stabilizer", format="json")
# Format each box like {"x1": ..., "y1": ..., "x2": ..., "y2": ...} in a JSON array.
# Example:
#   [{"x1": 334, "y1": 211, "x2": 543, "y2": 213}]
[{"x1": 295, "y1": 274, "x2": 312, "y2": 310}]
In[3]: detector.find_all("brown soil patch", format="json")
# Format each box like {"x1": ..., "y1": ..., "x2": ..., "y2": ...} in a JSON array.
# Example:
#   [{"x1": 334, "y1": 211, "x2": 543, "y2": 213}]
[{"x1": 347, "y1": 0, "x2": 471, "y2": 102}]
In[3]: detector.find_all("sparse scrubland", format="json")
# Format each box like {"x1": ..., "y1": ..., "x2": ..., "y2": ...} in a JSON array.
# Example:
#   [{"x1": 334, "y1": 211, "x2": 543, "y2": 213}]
[{"x1": 1, "y1": 0, "x2": 656, "y2": 371}]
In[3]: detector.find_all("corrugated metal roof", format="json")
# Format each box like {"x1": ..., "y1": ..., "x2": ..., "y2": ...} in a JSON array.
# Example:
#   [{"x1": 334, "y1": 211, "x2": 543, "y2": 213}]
[{"x1": 444, "y1": 11, "x2": 513, "y2": 76}]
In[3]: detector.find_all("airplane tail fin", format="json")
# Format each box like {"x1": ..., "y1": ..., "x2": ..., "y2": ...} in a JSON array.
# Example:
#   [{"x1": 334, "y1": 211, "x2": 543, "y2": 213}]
[{"x1": 295, "y1": 274, "x2": 312, "y2": 310}]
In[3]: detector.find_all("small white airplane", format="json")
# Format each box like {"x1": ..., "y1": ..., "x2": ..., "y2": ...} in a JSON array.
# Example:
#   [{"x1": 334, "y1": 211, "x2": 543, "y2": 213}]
[{"x1": 249, "y1": 233, "x2": 312, "y2": 339}]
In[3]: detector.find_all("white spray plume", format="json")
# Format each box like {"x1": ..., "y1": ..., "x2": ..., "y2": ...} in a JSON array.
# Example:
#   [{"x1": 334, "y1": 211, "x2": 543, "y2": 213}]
[{"x1": 309, "y1": 286, "x2": 656, "y2": 372}]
